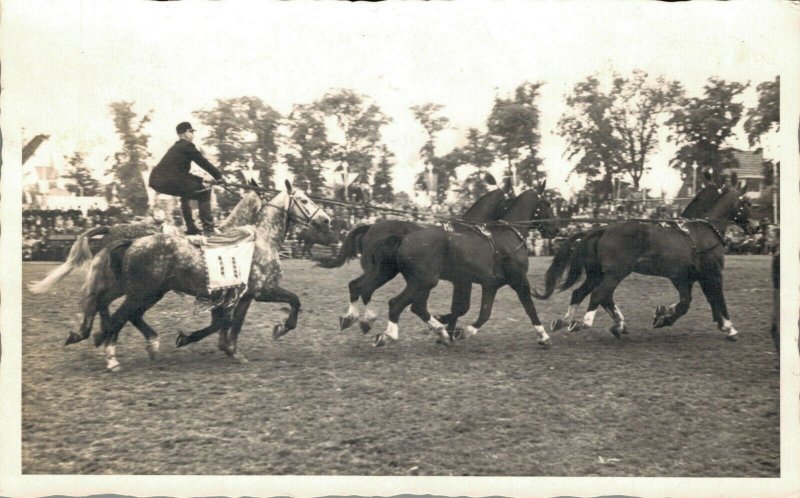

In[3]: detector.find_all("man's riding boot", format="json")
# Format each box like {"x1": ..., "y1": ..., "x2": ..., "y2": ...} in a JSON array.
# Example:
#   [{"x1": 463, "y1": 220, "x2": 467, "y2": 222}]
[
  {"x1": 180, "y1": 197, "x2": 201, "y2": 235},
  {"x1": 198, "y1": 192, "x2": 217, "y2": 236}
]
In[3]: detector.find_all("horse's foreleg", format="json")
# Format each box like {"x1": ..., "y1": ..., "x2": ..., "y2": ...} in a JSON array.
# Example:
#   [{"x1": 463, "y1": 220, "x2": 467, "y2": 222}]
[
  {"x1": 462, "y1": 284, "x2": 499, "y2": 340},
  {"x1": 129, "y1": 315, "x2": 160, "y2": 360},
  {"x1": 254, "y1": 286, "x2": 300, "y2": 339},
  {"x1": 602, "y1": 300, "x2": 628, "y2": 338},
  {"x1": 510, "y1": 279, "x2": 550, "y2": 348},
  {"x1": 175, "y1": 307, "x2": 229, "y2": 348},
  {"x1": 67, "y1": 304, "x2": 97, "y2": 346},
  {"x1": 698, "y1": 275, "x2": 738, "y2": 341}
]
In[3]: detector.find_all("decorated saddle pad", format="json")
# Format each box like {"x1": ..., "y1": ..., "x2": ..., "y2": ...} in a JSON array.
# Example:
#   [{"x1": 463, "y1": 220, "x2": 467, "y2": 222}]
[{"x1": 193, "y1": 226, "x2": 257, "y2": 292}]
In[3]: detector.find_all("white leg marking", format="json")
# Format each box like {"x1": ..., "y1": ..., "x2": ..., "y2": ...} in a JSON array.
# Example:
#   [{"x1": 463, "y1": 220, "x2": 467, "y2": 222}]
[
  {"x1": 362, "y1": 308, "x2": 377, "y2": 322},
  {"x1": 427, "y1": 317, "x2": 445, "y2": 331},
  {"x1": 534, "y1": 325, "x2": 550, "y2": 343},
  {"x1": 583, "y1": 309, "x2": 597, "y2": 327},
  {"x1": 466, "y1": 325, "x2": 479, "y2": 337},
  {"x1": 564, "y1": 304, "x2": 578, "y2": 322},
  {"x1": 346, "y1": 301, "x2": 360, "y2": 319},
  {"x1": 721, "y1": 319, "x2": 738, "y2": 337},
  {"x1": 146, "y1": 337, "x2": 160, "y2": 353},
  {"x1": 105, "y1": 345, "x2": 119, "y2": 370},
  {"x1": 668, "y1": 303, "x2": 678, "y2": 315},
  {"x1": 385, "y1": 321, "x2": 399, "y2": 340}
]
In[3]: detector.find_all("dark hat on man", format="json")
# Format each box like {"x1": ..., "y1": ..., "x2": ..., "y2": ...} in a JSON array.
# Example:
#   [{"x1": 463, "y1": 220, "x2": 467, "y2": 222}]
[{"x1": 176, "y1": 122, "x2": 196, "y2": 134}]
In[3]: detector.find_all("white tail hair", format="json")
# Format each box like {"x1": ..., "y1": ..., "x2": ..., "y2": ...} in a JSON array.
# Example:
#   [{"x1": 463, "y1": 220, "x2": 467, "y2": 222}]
[{"x1": 28, "y1": 226, "x2": 108, "y2": 294}]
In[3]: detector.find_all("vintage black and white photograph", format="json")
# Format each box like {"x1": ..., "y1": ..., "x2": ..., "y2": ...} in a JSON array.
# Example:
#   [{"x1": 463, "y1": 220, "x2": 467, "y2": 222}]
[{"x1": 2, "y1": 0, "x2": 799, "y2": 496}]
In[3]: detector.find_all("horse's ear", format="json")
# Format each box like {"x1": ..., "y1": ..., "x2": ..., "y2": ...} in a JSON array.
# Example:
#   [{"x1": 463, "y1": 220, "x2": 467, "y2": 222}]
[
  {"x1": 285, "y1": 179, "x2": 293, "y2": 193},
  {"x1": 739, "y1": 179, "x2": 748, "y2": 194},
  {"x1": 730, "y1": 172, "x2": 738, "y2": 187},
  {"x1": 484, "y1": 173, "x2": 497, "y2": 186},
  {"x1": 538, "y1": 180, "x2": 547, "y2": 196},
  {"x1": 248, "y1": 178, "x2": 258, "y2": 188}
]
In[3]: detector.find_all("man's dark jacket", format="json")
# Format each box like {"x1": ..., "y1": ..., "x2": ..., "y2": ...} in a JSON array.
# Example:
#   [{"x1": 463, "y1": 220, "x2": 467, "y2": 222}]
[{"x1": 149, "y1": 139, "x2": 223, "y2": 197}]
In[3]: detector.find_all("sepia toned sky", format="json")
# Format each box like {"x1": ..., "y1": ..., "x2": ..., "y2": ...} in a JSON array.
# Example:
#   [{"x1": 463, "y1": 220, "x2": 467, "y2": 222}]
[{"x1": 4, "y1": 0, "x2": 792, "y2": 198}]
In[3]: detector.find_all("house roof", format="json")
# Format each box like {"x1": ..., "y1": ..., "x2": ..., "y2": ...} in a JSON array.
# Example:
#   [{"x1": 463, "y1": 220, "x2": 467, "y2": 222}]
[{"x1": 722, "y1": 148, "x2": 764, "y2": 178}]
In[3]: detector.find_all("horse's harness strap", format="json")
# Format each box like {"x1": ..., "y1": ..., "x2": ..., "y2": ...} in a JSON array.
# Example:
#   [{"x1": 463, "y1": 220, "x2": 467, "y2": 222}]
[{"x1": 660, "y1": 218, "x2": 724, "y2": 270}]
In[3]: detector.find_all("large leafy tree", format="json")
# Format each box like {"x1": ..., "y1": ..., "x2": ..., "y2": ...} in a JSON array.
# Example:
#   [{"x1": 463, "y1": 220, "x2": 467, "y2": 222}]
[
  {"x1": 744, "y1": 75, "x2": 779, "y2": 148},
  {"x1": 63, "y1": 152, "x2": 102, "y2": 196},
  {"x1": 559, "y1": 71, "x2": 682, "y2": 202},
  {"x1": 455, "y1": 128, "x2": 497, "y2": 209},
  {"x1": 372, "y1": 144, "x2": 395, "y2": 204},
  {"x1": 667, "y1": 77, "x2": 748, "y2": 183},
  {"x1": 194, "y1": 96, "x2": 281, "y2": 187},
  {"x1": 283, "y1": 103, "x2": 332, "y2": 195},
  {"x1": 411, "y1": 103, "x2": 456, "y2": 203},
  {"x1": 108, "y1": 101, "x2": 152, "y2": 214},
  {"x1": 319, "y1": 89, "x2": 392, "y2": 201},
  {"x1": 487, "y1": 81, "x2": 545, "y2": 189}
]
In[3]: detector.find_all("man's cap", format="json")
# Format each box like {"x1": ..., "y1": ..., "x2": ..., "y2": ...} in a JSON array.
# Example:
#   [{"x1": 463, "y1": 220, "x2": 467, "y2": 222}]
[{"x1": 176, "y1": 122, "x2": 196, "y2": 134}]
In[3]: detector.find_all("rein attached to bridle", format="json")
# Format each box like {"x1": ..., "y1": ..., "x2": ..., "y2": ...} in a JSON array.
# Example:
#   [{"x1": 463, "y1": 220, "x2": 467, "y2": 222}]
[{"x1": 218, "y1": 181, "x2": 320, "y2": 231}]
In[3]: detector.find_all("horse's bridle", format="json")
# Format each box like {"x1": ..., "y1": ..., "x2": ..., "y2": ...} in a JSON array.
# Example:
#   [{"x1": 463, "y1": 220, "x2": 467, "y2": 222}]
[{"x1": 285, "y1": 193, "x2": 322, "y2": 228}]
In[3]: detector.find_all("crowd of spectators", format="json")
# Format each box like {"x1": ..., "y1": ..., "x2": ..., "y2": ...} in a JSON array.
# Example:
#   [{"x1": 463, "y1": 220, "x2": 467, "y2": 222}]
[{"x1": 22, "y1": 200, "x2": 779, "y2": 262}]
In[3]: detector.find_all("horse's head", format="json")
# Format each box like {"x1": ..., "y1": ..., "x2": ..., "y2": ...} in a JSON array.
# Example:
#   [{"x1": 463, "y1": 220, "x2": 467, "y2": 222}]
[
  {"x1": 503, "y1": 181, "x2": 559, "y2": 238},
  {"x1": 463, "y1": 184, "x2": 511, "y2": 223},
  {"x1": 283, "y1": 179, "x2": 331, "y2": 229}
]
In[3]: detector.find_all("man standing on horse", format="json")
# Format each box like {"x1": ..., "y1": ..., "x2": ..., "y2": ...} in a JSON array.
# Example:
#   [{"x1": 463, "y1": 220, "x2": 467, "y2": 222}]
[{"x1": 149, "y1": 122, "x2": 225, "y2": 235}]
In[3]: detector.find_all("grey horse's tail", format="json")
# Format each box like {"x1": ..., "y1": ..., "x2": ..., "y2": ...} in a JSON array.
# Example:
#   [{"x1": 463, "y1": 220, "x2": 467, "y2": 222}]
[
  {"x1": 28, "y1": 225, "x2": 110, "y2": 294},
  {"x1": 317, "y1": 224, "x2": 371, "y2": 268}
]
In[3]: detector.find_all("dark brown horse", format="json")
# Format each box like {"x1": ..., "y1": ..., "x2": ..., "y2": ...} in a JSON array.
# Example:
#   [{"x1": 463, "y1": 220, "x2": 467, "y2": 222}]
[
  {"x1": 84, "y1": 180, "x2": 331, "y2": 370},
  {"x1": 539, "y1": 183, "x2": 751, "y2": 340},
  {"x1": 373, "y1": 184, "x2": 558, "y2": 347},
  {"x1": 294, "y1": 220, "x2": 346, "y2": 259},
  {"x1": 319, "y1": 176, "x2": 515, "y2": 335}
]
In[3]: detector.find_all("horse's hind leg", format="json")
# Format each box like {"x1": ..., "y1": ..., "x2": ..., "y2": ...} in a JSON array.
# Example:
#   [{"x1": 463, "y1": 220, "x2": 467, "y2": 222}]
[
  {"x1": 100, "y1": 292, "x2": 165, "y2": 371},
  {"x1": 652, "y1": 278, "x2": 694, "y2": 330},
  {"x1": 218, "y1": 296, "x2": 253, "y2": 362},
  {"x1": 67, "y1": 304, "x2": 97, "y2": 346},
  {"x1": 552, "y1": 271, "x2": 602, "y2": 332},
  {"x1": 375, "y1": 282, "x2": 418, "y2": 347},
  {"x1": 358, "y1": 267, "x2": 397, "y2": 334},
  {"x1": 582, "y1": 271, "x2": 629, "y2": 331},
  {"x1": 341, "y1": 274, "x2": 366, "y2": 330}
]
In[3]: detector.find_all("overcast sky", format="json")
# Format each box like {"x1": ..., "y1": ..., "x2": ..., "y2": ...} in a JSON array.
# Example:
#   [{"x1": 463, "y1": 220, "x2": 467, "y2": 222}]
[{"x1": 5, "y1": 0, "x2": 794, "y2": 199}]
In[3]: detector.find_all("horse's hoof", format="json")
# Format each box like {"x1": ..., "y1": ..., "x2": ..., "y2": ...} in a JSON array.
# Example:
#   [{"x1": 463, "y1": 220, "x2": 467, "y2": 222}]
[
  {"x1": 106, "y1": 360, "x2": 121, "y2": 373},
  {"x1": 610, "y1": 323, "x2": 626, "y2": 339},
  {"x1": 567, "y1": 320, "x2": 582, "y2": 332},
  {"x1": 232, "y1": 353, "x2": 249, "y2": 364},
  {"x1": 175, "y1": 332, "x2": 189, "y2": 348},
  {"x1": 359, "y1": 320, "x2": 373, "y2": 334},
  {"x1": 538, "y1": 338, "x2": 552, "y2": 349},
  {"x1": 551, "y1": 318, "x2": 565, "y2": 331},
  {"x1": 273, "y1": 324, "x2": 288, "y2": 339},
  {"x1": 64, "y1": 332, "x2": 85, "y2": 346},
  {"x1": 654, "y1": 305, "x2": 668, "y2": 318},
  {"x1": 435, "y1": 330, "x2": 452, "y2": 346},
  {"x1": 340, "y1": 315, "x2": 356, "y2": 331},
  {"x1": 452, "y1": 328, "x2": 466, "y2": 342},
  {"x1": 725, "y1": 334, "x2": 739, "y2": 342},
  {"x1": 652, "y1": 316, "x2": 666, "y2": 329},
  {"x1": 373, "y1": 334, "x2": 386, "y2": 347}
]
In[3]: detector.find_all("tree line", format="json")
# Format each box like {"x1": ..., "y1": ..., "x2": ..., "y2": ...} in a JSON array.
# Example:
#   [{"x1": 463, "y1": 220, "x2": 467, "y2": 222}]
[{"x1": 62, "y1": 72, "x2": 779, "y2": 215}]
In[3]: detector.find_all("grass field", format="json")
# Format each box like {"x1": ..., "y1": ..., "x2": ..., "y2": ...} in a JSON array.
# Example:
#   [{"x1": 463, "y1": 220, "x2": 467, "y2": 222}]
[{"x1": 21, "y1": 255, "x2": 779, "y2": 476}]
